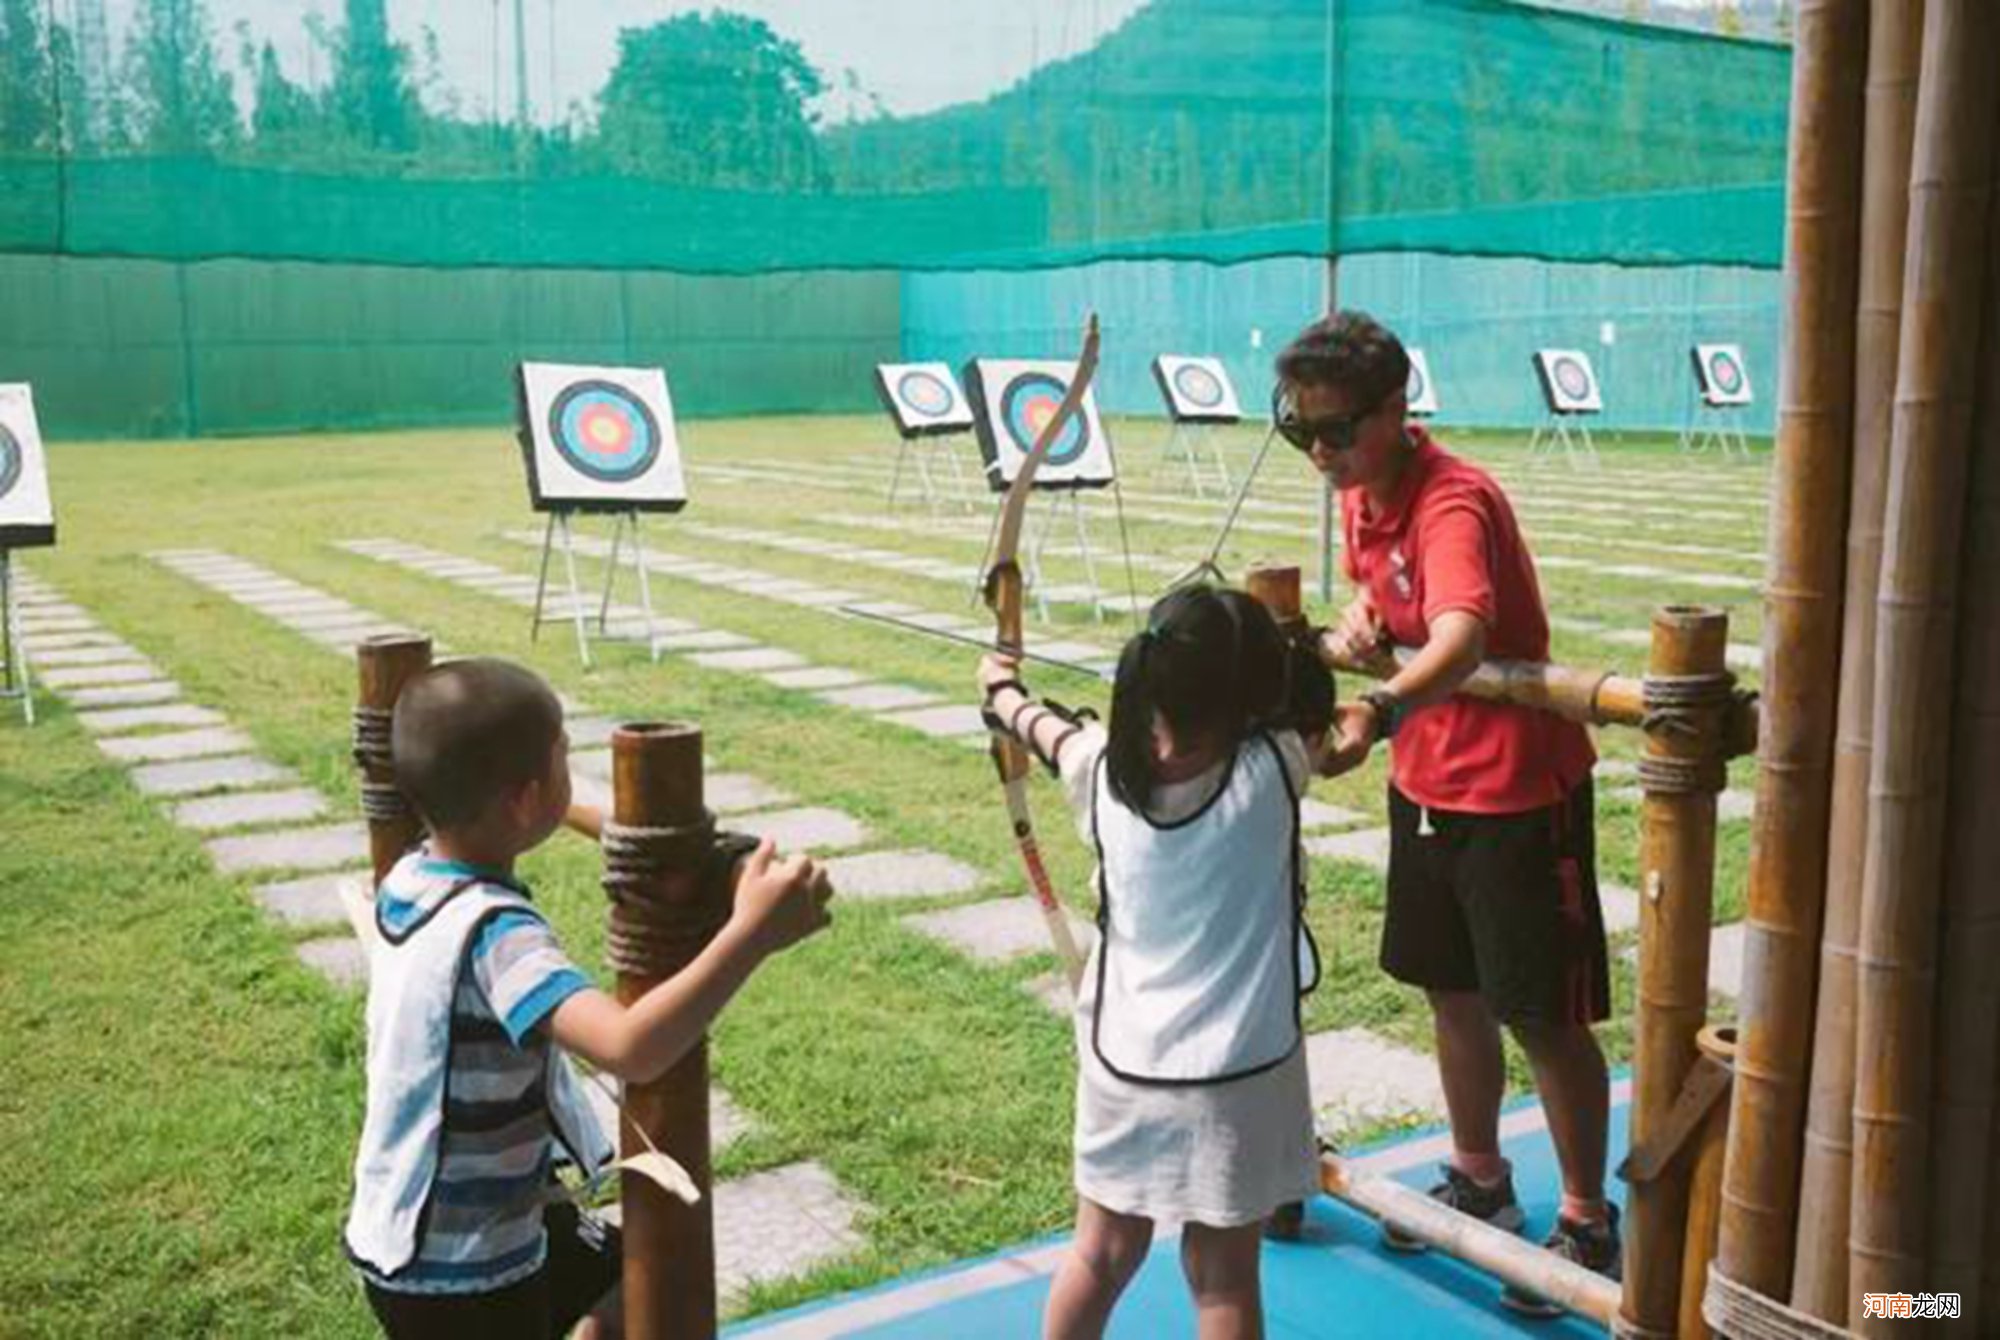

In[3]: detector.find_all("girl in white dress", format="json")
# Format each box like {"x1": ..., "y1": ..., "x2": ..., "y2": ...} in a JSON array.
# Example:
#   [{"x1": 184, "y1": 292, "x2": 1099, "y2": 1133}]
[{"x1": 978, "y1": 584, "x2": 1334, "y2": 1340}]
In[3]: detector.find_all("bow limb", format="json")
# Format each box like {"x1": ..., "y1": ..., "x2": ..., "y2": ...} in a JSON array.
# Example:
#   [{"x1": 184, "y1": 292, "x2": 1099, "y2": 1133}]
[{"x1": 984, "y1": 315, "x2": 1100, "y2": 991}]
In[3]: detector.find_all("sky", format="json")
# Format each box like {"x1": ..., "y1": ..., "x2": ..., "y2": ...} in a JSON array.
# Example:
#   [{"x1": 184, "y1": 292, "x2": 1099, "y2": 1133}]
[{"x1": 89, "y1": 0, "x2": 1154, "y2": 126}]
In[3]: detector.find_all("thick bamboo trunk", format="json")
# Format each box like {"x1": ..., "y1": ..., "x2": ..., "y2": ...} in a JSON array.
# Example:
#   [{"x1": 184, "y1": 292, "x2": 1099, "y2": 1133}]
[
  {"x1": 1714, "y1": 0, "x2": 1870, "y2": 1307},
  {"x1": 1681, "y1": 1026, "x2": 1740, "y2": 1340},
  {"x1": 354, "y1": 634, "x2": 433, "y2": 886},
  {"x1": 1848, "y1": 3, "x2": 1998, "y2": 1327},
  {"x1": 605, "y1": 723, "x2": 720, "y2": 1340},
  {"x1": 1921, "y1": 145, "x2": 2000, "y2": 1333},
  {"x1": 1791, "y1": 0, "x2": 1925, "y2": 1318},
  {"x1": 1621, "y1": 607, "x2": 1734, "y2": 1338}
]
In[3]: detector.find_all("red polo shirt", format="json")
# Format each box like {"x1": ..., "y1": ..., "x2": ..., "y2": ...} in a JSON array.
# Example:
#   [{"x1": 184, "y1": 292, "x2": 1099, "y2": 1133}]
[{"x1": 1340, "y1": 427, "x2": 1595, "y2": 814}]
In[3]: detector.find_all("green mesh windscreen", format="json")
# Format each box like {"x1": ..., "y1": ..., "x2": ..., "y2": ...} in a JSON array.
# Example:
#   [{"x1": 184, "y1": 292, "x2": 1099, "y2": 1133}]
[{"x1": 0, "y1": 0, "x2": 1788, "y2": 273}]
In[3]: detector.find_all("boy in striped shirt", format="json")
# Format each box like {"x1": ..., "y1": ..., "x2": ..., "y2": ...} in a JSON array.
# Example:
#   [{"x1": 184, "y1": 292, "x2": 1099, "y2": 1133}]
[{"x1": 344, "y1": 658, "x2": 832, "y2": 1337}]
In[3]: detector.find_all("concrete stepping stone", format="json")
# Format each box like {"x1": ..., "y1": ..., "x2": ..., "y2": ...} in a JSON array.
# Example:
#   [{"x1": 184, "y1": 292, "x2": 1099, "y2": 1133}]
[
  {"x1": 761, "y1": 666, "x2": 869, "y2": 691},
  {"x1": 1303, "y1": 827, "x2": 1392, "y2": 869},
  {"x1": 296, "y1": 937, "x2": 368, "y2": 989},
  {"x1": 1036, "y1": 640, "x2": 1115, "y2": 664},
  {"x1": 653, "y1": 629, "x2": 757, "y2": 653},
  {"x1": 19, "y1": 616, "x2": 94, "y2": 634},
  {"x1": 28, "y1": 644, "x2": 148, "y2": 668},
  {"x1": 566, "y1": 717, "x2": 618, "y2": 749},
  {"x1": 688, "y1": 647, "x2": 807, "y2": 673},
  {"x1": 1707, "y1": 923, "x2": 1744, "y2": 998},
  {"x1": 38, "y1": 661, "x2": 162, "y2": 688},
  {"x1": 67, "y1": 681, "x2": 187, "y2": 709},
  {"x1": 570, "y1": 748, "x2": 612, "y2": 781},
  {"x1": 816, "y1": 683, "x2": 939, "y2": 712},
  {"x1": 708, "y1": 773, "x2": 795, "y2": 815},
  {"x1": 129, "y1": 755, "x2": 298, "y2": 797},
  {"x1": 1299, "y1": 800, "x2": 1369, "y2": 831},
  {"x1": 99, "y1": 726, "x2": 255, "y2": 764},
  {"x1": 734, "y1": 807, "x2": 869, "y2": 854},
  {"x1": 1305, "y1": 1028, "x2": 1448, "y2": 1135},
  {"x1": 207, "y1": 822, "x2": 371, "y2": 875},
  {"x1": 252, "y1": 598, "x2": 357, "y2": 619},
  {"x1": 901, "y1": 897, "x2": 1098, "y2": 964},
  {"x1": 783, "y1": 587, "x2": 866, "y2": 608},
  {"x1": 712, "y1": 1162, "x2": 866, "y2": 1304},
  {"x1": 1607, "y1": 785, "x2": 1754, "y2": 823},
  {"x1": 75, "y1": 703, "x2": 225, "y2": 735},
  {"x1": 843, "y1": 600, "x2": 922, "y2": 619},
  {"x1": 174, "y1": 787, "x2": 332, "y2": 832},
  {"x1": 256, "y1": 872, "x2": 359, "y2": 929},
  {"x1": 20, "y1": 631, "x2": 124, "y2": 652},
  {"x1": 582, "y1": 1077, "x2": 755, "y2": 1154},
  {"x1": 879, "y1": 704, "x2": 988, "y2": 739},
  {"x1": 1024, "y1": 972, "x2": 1075, "y2": 1018},
  {"x1": 820, "y1": 849, "x2": 985, "y2": 902}
]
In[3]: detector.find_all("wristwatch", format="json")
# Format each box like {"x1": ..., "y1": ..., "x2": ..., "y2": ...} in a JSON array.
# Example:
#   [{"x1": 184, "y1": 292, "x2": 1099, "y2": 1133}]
[{"x1": 1359, "y1": 688, "x2": 1406, "y2": 741}]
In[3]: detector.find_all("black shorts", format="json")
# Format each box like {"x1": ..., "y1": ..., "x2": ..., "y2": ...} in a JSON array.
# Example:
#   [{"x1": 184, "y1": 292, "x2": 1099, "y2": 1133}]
[
  {"x1": 1379, "y1": 778, "x2": 1610, "y2": 1026},
  {"x1": 364, "y1": 1201, "x2": 622, "y2": 1340}
]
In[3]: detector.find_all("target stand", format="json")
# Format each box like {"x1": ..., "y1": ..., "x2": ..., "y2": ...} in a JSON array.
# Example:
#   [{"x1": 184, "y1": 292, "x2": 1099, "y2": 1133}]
[
  {"x1": 0, "y1": 552, "x2": 33, "y2": 726},
  {"x1": 1679, "y1": 343, "x2": 1755, "y2": 460},
  {"x1": 1152, "y1": 356, "x2": 1240, "y2": 499},
  {"x1": 876, "y1": 363, "x2": 981, "y2": 516},
  {"x1": 1528, "y1": 349, "x2": 1603, "y2": 470},
  {"x1": 516, "y1": 362, "x2": 687, "y2": 669}
]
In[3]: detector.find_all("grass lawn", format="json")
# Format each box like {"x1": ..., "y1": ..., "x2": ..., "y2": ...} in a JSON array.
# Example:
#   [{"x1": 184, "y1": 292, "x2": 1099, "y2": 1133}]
[{"x1": 0, "y1": 415, "x2": 1770, "y2": 1335}]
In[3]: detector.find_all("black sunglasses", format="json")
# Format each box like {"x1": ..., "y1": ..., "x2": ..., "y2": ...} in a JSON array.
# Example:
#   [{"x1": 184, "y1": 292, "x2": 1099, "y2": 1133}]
[{"x1": 1272, "y1": 385, "x2": 1396, "y2": 454}]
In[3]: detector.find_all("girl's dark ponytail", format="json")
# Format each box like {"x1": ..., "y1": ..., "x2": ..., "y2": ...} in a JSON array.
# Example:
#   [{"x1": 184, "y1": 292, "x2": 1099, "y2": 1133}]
[{"x1": 1105, "y1": 629, "x2": 1159, "y2": 812}]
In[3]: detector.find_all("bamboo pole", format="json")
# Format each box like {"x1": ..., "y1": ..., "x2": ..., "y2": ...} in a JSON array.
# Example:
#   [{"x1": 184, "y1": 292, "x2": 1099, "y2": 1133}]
[
  {"x1": 1790, "y1": 0, "x2": 1925, "y2": 1317},
  {"x1": 1849, "y1": 2, "x2": 1998, "y2": 1325},
  {"x1": 1620, "y1": 606, "x2": 1734, "y2": 1339},
  {"x1": 1317, "y1": 637, "x2": 1652, "y2": 732},
  {"x1": 1920, "y1": 125, "x2": 2000, "y2": 1334},
  {"x1": 1680, "y1": 1026, "x2": 1739, "y2": 1340},
  {"x1": 1711, "y1": 0, "x2": 1869, "y2": 1308},
  {"x1": 354, "y1": 634, "x2": 433, "y2": 886},
  {"x1": 604, "y1": 722, "x2": 720, "y2": 1340}
]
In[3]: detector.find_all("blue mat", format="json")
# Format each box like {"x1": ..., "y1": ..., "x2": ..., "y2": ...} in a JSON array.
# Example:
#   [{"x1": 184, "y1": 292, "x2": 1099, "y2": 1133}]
[{"x1": 734, "y1": 1090, "x2": 1631, "y2": 1337}]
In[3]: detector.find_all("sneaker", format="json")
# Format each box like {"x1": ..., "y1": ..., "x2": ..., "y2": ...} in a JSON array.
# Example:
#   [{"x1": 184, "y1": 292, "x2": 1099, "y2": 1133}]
[
  {"x1": 1500, "y1": 1203, "x2": 1622, "y2": 1318},
  {"x1": 1381, "y1": 1164, "x2": 1527, "y2": 1253}
]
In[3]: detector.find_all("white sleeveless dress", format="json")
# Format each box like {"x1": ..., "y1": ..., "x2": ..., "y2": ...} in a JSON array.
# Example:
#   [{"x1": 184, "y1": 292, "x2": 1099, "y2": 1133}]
[{"x1": 1057, "y1": 726, "x2": 1321, "y2": 1227}]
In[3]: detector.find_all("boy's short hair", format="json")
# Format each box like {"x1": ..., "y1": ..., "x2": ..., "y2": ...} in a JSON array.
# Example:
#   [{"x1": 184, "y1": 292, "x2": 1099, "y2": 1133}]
[
  {"x1": 1275, "y1": 310, "x2": 1410, "y2": 408},
  {"x1": 392, "y1": 658, "x2": 563, "y2": 830}
]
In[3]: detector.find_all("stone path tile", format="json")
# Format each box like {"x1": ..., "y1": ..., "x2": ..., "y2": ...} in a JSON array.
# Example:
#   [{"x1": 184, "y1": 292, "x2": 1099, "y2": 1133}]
[
  {"x1": 27, "y1": 644, "x2": 148, "y2": 668},
  {"x1": 1299, "y1": 800, "x2": 1369, "y2": 831},
  {"x1": 1023, "y1": 972, "x2": 1074, "y2": 1018},
  {"x1": 582, "y1": 1078, "x2": 755, "y2": 1155},
  {"x1": 901, "y1": 898, "x2": 1098, "y2": 964},
  {"x1": 709, "y1": 773, "x2": 796, "y2": 815},
  {"x1": 296, "y1": 937, "x2": 368, "y2": 989},
  {"x1": 877, "y1": 704, "x2": 988, "y2": 739},
  {"x1": 815, "y1": 683, "x2": 939, "y2": 712},
  {"x1": 129, "y1": 755, "x2": 298, "y2": 798},
  {"x1": 734, "y1": 807, "x2": 869, "y2": 854},
  {"x1": 253, "y1": 598, "x2": 358, "y2": 619},
  {"x1": 173, "y1": 788, "x2": 332, "y2": 832},
  {"x1": 653, "y1": 629, "x2": 758, "y2": 653},
  {"x1": 1607, "y1": 785, "x2": 1755, "y2": 823},
  {"x1": 566, "y1": 716, "x2": 618, "y2": 749},
  {"x1": 820, "y1": 849, "x2": 985, "y2": 902},
  {"x1": 20, "y1": 631, "x2": 124, "y2": 652},
  {"x1": 712, "y1": 1162, "x2": 866, "y2": 1304},
  {"x1": 37, "y1": 661, "x2": 162, "y2": 688},
  {"x1": 761, "y1": 667, "x2": 869, "y2": 691},
  {"x1": 98, "y1": 726, "x2": 255, "y2": 764},
  {"x1": 75, "y1": 703, "x2": 226, "y2": 735},
  {"x1": 65, "y1": 681, "x2": 184, "y2": 708},
  {"x1": 688, "y1": 647, "x2": 807, "y2": 673},
  {"x1": 19, "y1": 616, "x2": 94, "y2": 634},
  {"x1": 1305, "y1": 1028, "x2": 1448, "y2": 1136},
  {"x1": 256, "y1": 873, "x2": 359, "y2": 929},
  {"x1": 1707, "y1": 923, "x2": 1745, "y2": 998},
  {"x1": 206, "y1": 822, "x2": 371, "y2": 875},
  {"x1": 1303, "y1": 827, "x2": 1392, "y2": 869}
]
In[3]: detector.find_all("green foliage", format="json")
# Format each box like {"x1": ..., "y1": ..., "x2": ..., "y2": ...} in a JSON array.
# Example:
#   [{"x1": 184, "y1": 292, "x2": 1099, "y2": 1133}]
[
  {"x1": 115, "y1": 0, "x2": 239, "y2": 153},
  {"x1": 0, "y1": 0, "x2": 55, "y2": 152}
]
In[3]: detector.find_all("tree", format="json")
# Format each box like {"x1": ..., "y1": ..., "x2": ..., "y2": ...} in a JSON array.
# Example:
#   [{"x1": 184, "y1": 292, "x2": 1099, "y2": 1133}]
[
  {"x1": 0, "y1": 0, "x2": 57, "y2": 153},
  {"x1": 328, "y1": 0, "x2": 418, "y2": 153},
  {"x1": 118, "y1": 0, "x2": 239, "y2": 153},
  {"x1": 591, "y1": 11, "x2": 827, "y2": 189},
  {"x1": 249, "y1": 40, "x2": 318, "y2": 145}
]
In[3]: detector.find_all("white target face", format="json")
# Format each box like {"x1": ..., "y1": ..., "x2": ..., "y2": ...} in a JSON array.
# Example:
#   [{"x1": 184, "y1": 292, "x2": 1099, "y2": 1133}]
[
  {"x1": 875, "y1": 361, "x2": 974, "y2": 437},
  {"x1": 1534, "y1": 349, "x2": 1603, "y2": 414},
  {"x1": 1152, "y1": 355, "x2": 1243, "y2": 423},
  {"x1": 517, "y1": 362, "x2": 686, "y2": 513},
  {"x1": 1405, "y1": 348, "x2": 1440, "y2": 416},
  {"x1": 1693, "y1": 343, "x2": 1753, "y2": 407},
  {"x1": 965, "y1": 358, "x2": 1115, "y2": 492},
  {"x1": 0, "y1": 384, "x2": 55, "y2": 548}
]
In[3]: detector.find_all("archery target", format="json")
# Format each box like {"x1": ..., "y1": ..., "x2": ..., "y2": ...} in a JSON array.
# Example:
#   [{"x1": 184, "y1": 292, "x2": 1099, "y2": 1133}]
[
  {"x1": 1152, "y1": 355, "x2": 1243, "y2": 423},
  {"x1": 1533, "y1": 349, "x2": 1603, "y2": 415},
  {"x1": 965, "y1": 358, "x2": 1114, "y2": 491},
  {"x1": 1693, "y1": 343, "x2": 1753, "y2": 407},
  {"x1": 0, "y1": 384, "x2": 55, "y2": 548},
  {"x1": 1405, "y1": 347, "x2": 1440, "y2": 416},
  {"x1": 517, "y1": 362, "x2": 686, "y2": 513},
  {"x1": 874, "y1": 361, "x2": 975, "y2": 438}
]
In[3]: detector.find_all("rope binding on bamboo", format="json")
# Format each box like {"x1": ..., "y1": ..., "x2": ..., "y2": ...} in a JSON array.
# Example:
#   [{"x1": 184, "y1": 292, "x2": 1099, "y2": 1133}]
[
  {"x1": 351, "y1": 704, "x2": 415, "y2": 824},
  {"x1": 600, "y1": 814, "x2": 745, "y2": 978},
  {"x1": 1638, "y1": 669, "x2": 1736, "y2": 795},
  {"x1": 1703, "y1": 1265, "x2": 1858, "y2": 1340}
]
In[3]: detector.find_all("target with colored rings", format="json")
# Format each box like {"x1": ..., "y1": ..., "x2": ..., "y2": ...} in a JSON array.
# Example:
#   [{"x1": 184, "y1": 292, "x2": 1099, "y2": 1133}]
[
  {"x1": 1553, "y1": 357, "x2": 1592, "y2": 401},
  {"x1": 1407, "y1": 364, "x2": 1427, "y2": 404},
  {"x1": 1171, "y1": 363, "x2": 1225, "y2": 410},
  {"x1": 548, "y1": 380, "x2": 660, "y2": 483},
  {"x1": 0, "y1": 424, "x2": 19, "y2": 501},
  {"x1": 1708, "y1": 351, "x2": 1743, "y2": 395},
  {"x1": 897, "y1": 369, "x2": 957, "y2": 418},
  {"x1": 1000, "y1": 372, "x2": 1089, "y2": 467}
]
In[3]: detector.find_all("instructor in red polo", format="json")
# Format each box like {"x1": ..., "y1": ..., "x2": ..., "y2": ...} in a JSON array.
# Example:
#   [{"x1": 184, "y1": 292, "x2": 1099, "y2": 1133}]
[{"x1": 1281, "y1": 312, "x2": 1618, "y2": 1307}]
